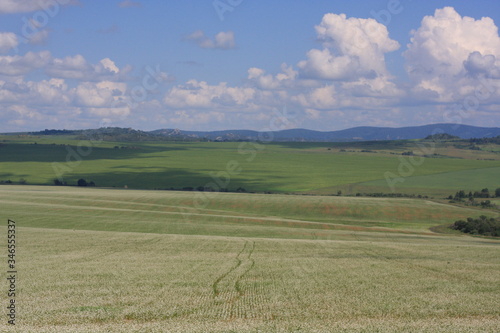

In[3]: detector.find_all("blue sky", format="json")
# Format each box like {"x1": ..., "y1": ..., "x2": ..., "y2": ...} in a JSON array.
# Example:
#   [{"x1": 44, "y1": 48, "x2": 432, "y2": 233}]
[{"x1": 1, "y1": 0, "x2": 500, "y2": 132}]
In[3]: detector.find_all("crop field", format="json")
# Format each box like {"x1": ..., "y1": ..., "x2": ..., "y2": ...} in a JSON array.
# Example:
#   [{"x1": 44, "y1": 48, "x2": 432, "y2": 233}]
[
  {"x1": 1, "y1": 185, "x2": 499, "y2": 332},
  {"x1": 1, "y1": 136, "x2": 500, "y2": 196}
]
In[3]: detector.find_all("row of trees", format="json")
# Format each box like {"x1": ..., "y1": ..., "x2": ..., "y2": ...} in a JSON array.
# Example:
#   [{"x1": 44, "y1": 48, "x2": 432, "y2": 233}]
[
  {"x1": 0, "y1": 179, "x2": 27, "y2": 185},
  {"x1": 53, "y1": 179, "x2": 95, "y2": 187},
  {"x1": 449, "y1": 188, "x2": 500, "y2": 200},
  {"x1": 161, "y1": 186, "x2": 247, "y2": 193}
]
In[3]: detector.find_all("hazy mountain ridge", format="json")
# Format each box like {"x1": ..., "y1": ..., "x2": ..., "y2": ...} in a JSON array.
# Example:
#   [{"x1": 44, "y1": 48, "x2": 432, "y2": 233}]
[
  {"x1": 11, "y1": 123, "x2": 500, "y2": 142},
  {"x1": 151, "y1": 124, "x2": 500, "y2": 142}
]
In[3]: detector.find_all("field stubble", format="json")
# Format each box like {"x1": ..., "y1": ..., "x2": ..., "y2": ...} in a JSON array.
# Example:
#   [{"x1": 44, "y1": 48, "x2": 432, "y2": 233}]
[{"x1": 0, "y1": 186, "x2": 498, "y2": 332}]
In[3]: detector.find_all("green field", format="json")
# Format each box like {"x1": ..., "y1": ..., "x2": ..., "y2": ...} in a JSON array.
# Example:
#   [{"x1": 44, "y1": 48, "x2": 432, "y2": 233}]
[
  {"x1": 1, "y1": 186, "x2": 499, "y2": 332},
  {"x1": 1, "y1": 136, "x2": 500, "y2": 196}
]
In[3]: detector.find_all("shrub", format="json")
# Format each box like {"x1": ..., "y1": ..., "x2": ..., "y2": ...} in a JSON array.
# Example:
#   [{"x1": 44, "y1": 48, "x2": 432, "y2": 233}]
[
  {"x1": 53, "y1": 179, "x2": 67, "y2": 186},
  {"x1": 451, "y1": 216, "x2": 500, "y2": 237}
]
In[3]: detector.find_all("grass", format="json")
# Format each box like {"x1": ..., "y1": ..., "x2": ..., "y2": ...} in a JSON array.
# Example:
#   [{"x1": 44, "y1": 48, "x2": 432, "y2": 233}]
[
  {"x1": 1, "y1": 137, "x2": 500, "y2": 196},
  {"x1": 2, "y1": 186, "x2": 497, "y2": 236},
  {"x1": 355, "y1": 166, "x2": 500, "y2": 194},
  {"x1": 2, "y1": 226, "x2": 499, "y2": 332},
  {"x1": 0, "y1": 185, "x2": 499, "y2": 332}
]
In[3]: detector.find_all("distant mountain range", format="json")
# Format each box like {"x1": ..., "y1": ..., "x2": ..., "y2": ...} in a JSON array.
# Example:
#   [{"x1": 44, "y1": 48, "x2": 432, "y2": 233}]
[
  {"x1": 151, "y1": 124, "x2": 500, "y2": 142},
  {"x1": 17, "y1": 123, "x2": 500, "y2": 142}
]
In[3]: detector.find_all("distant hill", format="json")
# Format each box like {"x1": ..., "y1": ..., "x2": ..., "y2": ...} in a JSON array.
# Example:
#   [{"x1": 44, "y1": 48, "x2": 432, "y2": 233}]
[
  {"x1": 151, "y1": 124, "x2": 500, "y2": 142},
  {"x1": 27, "y1": 127, "x2": 183, "y2": 142},
  {"x1": 6, "y1": 123, "x2": 499, "y2": 142}
]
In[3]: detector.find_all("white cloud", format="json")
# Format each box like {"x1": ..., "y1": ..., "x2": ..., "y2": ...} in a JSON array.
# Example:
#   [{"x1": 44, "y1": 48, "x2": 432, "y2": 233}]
[
  {"x1": 0, "y1": 51, "x2": 51, "y2": 76},
  {"x1": 340, "y1": 76, "x2": 403, "y2": 98},
  {"x1": 0, "y1": 77, "x2": 70, "y2": 107},
  {"x1": 298, "y1": 13, "x2": 399, "y2": 81},
  {"x1": 99, "y1": 58, "x2": 120, "y2": 73},
  {"x1": 164, "y1": 80, "x2": 255, "y2": 109},
  {"x1": 292, "y1": 85, "x2": 338, "y2": 110},
  {"x1": 75, "y1": 81, "x2": 127, "y2": 107},
  {"x1": 0, "y1": 0, "x2": 78, "y2": 14},
  {"x1": 405, "y1": 7, "x2": 500, "y2": 102},
  {"x1": 0, "y1": 32, "x2": 18, "y2": 53},
  {"x1": 464, "y1": 51, "x2": 500, "y2": 79},
  {"x1": 46, "y1": 54, "x2": 130, "y2": 81},
  {"x1": 162, "y1": 11, "x2": 408, "y2": 130},
  {"x1": 27, "y1": 78, "x2": 71, "y2": 105},
  {"x1": 0, "y1": 76, "x2": 131, "y2": 131},
  {"x1": 185, "y1": 30, "x2": 236, "y2": 50},
  {"x1": 2, "y1": 6, "x2": 500, "y2": 133},
  {"x1": 247, "y1": 64, "x2": 298, "y2": 90}
]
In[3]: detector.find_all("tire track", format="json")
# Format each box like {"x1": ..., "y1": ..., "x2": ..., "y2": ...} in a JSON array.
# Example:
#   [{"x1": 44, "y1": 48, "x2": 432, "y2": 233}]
[
  {"x1": 212, "y1": 241, "x2": 248, "y2": 297},
  {"x1": 235, "y1": 241, "x2": 255, "y2": 296},
  {"x1": 212, "y1": 240, "x2": 256, "y2": 301}
]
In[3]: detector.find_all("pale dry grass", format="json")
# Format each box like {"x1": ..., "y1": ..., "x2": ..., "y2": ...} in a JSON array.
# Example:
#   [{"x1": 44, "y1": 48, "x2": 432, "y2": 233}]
[{"x1": 0, "y1": 226, "x2": 498, "y2": 332}]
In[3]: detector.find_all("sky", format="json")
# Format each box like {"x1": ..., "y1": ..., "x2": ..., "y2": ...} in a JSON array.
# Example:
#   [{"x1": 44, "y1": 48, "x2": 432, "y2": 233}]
[{"x1": 0, "y1": 0, "x2": 500, "y2": 132}]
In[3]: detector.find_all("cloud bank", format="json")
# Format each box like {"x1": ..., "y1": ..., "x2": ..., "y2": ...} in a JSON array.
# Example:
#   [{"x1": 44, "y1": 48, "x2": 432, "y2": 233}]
[{"x1": 1, "y1": 6, "x2": 500, "y2": 132}]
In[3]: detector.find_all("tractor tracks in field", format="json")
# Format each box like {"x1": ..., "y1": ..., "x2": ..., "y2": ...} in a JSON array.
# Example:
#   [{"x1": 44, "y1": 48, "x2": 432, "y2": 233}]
[{"x1": 212, "y1": 240, "x2": 256, "y2": 301}]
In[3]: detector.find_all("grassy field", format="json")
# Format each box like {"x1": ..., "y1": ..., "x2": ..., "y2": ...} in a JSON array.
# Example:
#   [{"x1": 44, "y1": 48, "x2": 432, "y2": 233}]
[
  {"x1": 1, "y1": 185, "x2": 499, "y2": 332},
  {"x1": 1, "y1": 135, "x2": 500, "y2": 196}
]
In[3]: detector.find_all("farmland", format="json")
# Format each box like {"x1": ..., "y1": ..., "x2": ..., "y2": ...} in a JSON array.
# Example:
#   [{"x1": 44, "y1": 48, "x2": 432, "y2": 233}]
[
  {"x1": 1, "y1": 185, "x2": 499, "y2": 332},
  {"x1": 0, "y1": 134, "x2": 499, "y2": 332},
  {"x1": 1, "y1": 134, "x2": 500, "y2": 196}
]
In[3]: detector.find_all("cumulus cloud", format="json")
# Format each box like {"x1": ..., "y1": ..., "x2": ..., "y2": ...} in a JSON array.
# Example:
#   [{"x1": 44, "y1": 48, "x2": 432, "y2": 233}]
[
  {"x1": 164, "y1": 80, "x2": 255, "y2": 108},
  {"x1": 3, "y1": 6, "x2": 499, "y2": 133},
  {"x1": 0, "y1": 51, "x2": 51, "y2": 76},
  {"x1": 292, "y1": 85, "x2": 338, "y2": 110},
  {"x1": 0, "y1": 32, "x2": 18, "y2": 53},
  {"x1": 46, "y1": 55, "x2": 131, "y2": 81},
  {"x1": 164, "y1": 12, "x2": 408, "y2": 129},
  {"x1": 0, "y1": 76, "x2": 132, "y2": 131},
  {"x1": 464, "y1": 51, "x2": 500, "y2": 79},
  {"x1": 298, "y1": 13, "x2": 399, "y2": 81},
  {"x1": 185, "y1": 30, "x2": 236, "y2": 49},
  {"x1": 0, "y1": 78, "x2": 70, "y2": 106},
  {"x1": 247, "y1": 64, "x2": 298, "y2": 90},
  {"x1": 75, "y1": 81, "x2": 125, "y2": 107},
  {"x1": 0, "y1": 0, "x2": 79, "y2": 14},
  {"x1": 405, "y1": 7, "x2": 500, "y2": 101},
  {"x1": 291, "y1": 13, "x2": 404, "y2": 114}
]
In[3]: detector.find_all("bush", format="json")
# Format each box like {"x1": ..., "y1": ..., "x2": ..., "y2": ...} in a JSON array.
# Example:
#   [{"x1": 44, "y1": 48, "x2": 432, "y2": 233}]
[
  {"x1": 480, "y1": 200, "x2": 493, "y2": 208},
  {"x1": 451, "y1": 216, "x2": 500, "y2": 237},
  {"x1": 77, "y1": 179, "x2": 88, "y2": 187},
  {"x1": 53, "y1": 179, "x2": 67, "y2": 186}
]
